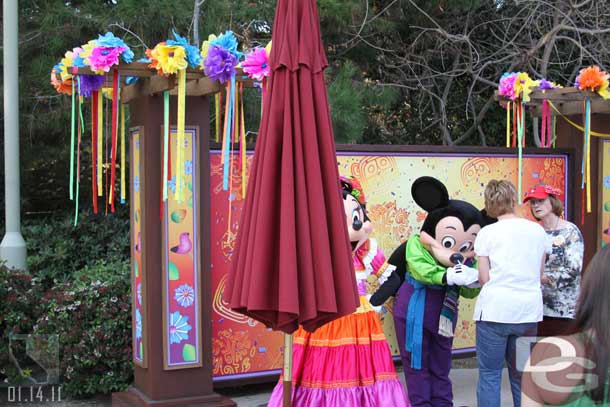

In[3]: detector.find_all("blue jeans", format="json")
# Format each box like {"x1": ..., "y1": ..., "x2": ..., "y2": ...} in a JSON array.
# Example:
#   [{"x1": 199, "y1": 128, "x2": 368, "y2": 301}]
[{"x1": 476, "y1": 321, "x2": 537, "y2": 407}]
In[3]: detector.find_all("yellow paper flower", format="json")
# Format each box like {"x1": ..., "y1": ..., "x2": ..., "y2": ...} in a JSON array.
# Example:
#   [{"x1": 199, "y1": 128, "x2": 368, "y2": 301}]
[
  {"x1": 152, "y1": 44, "x2": 188, "y2": 75},
  {"x1": 513, "y1": 73, "x2": 539, "y2": 103},
  {"x1": 200, "y1": 34, "x2": 218, "y2": 64},
  {"x1": 265, "y1": 40, "x2": 272, "y2": 56},
  {"x1": 598, "y1": 79, "x2": 610, "y2": 100}
]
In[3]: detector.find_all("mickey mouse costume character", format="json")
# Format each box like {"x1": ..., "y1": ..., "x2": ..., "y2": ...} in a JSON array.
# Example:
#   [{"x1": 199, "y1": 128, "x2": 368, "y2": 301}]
[
  {"x1": 267, "y1": 176, "x2": 410, "y2": 407},
  {"x1": 371, "y1": 176, "x2": 492, "y2": 407}
]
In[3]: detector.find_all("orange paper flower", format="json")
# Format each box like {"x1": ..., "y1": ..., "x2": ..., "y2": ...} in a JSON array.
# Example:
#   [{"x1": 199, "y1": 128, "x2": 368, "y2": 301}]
[{"x1": 50, "y1": 68, "x2": 73, "y2": 95}]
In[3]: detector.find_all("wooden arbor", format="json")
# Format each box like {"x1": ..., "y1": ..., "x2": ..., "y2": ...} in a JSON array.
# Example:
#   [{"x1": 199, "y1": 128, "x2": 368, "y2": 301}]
[
  {"x1": 496, "y1": 88, "x2": 610, "y2": 267},
  {"x1": 70, "y1": 63, "x2": 254, "y2": 407}
]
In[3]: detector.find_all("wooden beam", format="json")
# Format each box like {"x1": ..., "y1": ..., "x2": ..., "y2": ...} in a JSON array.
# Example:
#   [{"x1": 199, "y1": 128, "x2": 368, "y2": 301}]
[{"x1": 528, "y1": 99, "x2": 610, "y2": 117}]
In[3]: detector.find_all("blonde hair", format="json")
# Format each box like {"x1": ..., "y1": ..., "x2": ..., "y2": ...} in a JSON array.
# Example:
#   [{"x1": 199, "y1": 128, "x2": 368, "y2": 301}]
[{"x1": 484, "y1": 180, "x2": 517, "y2": 218}]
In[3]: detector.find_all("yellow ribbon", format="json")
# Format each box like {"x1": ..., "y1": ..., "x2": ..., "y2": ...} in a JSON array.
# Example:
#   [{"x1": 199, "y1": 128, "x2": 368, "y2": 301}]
[
  {"x1": 505, "y1": 102, "x2": 511, "y2": 148},
  {"x1": 175, "y1": 68, "x2": 186, "y2": 203},
  {"x1": 547, "y1": 101, "x2": 610, "y2": 137},
  {"x1": 120, "y1": 104, "x2": 126, "y2": 203}
]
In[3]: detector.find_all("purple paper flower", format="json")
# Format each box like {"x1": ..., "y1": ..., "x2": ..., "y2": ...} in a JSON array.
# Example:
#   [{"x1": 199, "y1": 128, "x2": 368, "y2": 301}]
[
  {"x1": 78, "y1": 74, "x2": 106, "y2": 97},
  {"x1": 204, "y1": 45, "x2": 238, "y2": 83},
  {"x1": 539, "y1": 79, "x2": 554, "y2": 90}
]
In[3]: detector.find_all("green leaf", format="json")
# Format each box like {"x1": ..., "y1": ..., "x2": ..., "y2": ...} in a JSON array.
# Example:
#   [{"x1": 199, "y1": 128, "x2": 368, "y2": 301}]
[
  {"x1": 182, "y1": 344, "x2": 196, "y2": 362},
  {"x1": 169, "y1": 262, "x2": 180, "y2": 281}
]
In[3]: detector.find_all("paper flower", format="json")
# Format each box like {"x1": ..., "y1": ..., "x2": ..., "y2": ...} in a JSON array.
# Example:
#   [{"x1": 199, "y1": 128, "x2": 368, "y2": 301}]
[
  {"x1": 575, "y1": 66, "x2": 610, "y2": 99},
  {"x1": 95, "y1": 32, "x2": 134, "y2": 63},
  {"x1": 89, "y1": 46, "x2": 125, "y2": 73},
  {"x1": 51, "y1": 66, "x2": 73, "y2": 95},
  {"x1": 513, "y1": 72, "x2": 539, "y2": 103},
  {"x1": 78, "y1": 74, "x2": 106, "y2": 97},
  {"x1": 166, "y1": 30, "x2": 201, "y2": 68},
  {"x1": 200, "y1": 34, "x2": 218, "y2": 61},
  {"x1": 498, "y1": 72, "x2": 518, "y2": 100},
  {"x1": 209, "y1": 31, "x2": 243, "y2": 59},
  {"x1": 538, "y1": 79, "x2": 561, "y2": 90},
  {"x1": 149, "y1": 43, "x2": 188, "y2": 75},
  {"x1": 242, "y1": 47, "x2": 270, "y2": 81},
  {"x1": 204, "y1": 45, "x2": 238, "y2": 83}
]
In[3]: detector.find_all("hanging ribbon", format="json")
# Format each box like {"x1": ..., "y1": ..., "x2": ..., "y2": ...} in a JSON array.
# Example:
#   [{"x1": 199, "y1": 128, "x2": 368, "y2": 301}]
[
  {"x1": 105, "y1": 94, "x2": 109, "y2": 215},
  {"x1": 70, "y1": 77, "x2": 76, "y2": 200},
  {"x1": 511, "y1": 102, "x2": 517, "y2": 148},
  {"x1": 109, "y1": 70, "x2": 119, "y2": 212},
  {"x1": 226, "y1": 116, "x2": 235, "y2": 245},
  {"x1": 223, "y1": 76, "x2": 236, "y2": 190},
  {"x1": 97, "y1": 91, "x2": 103, "y2": 197},
  {"x1": 120, "y1": 103, "x2": 126, "y2": 204},
  {"x1": 163, "y1": 91, "x2": 170, "y2": 201},
  {"x1": 91, "y1": 92, "x2": 98, "y2": 214},
  {"x1": 541, "y1": 100, "x2": 548, "y2": 147},
  {"x1": 221, "y1": 82, "x2": 230, "y2": 169},
  {"x1": 516, "y1": 101, "x2": 525, "y2": 203},
  {"x1": 74, "y1": 77, "x2": 85, "y2": 226},
  {"x1": 552, "y1": 115, "x2": 557, "y2": 147},
  {"x1": 585, "y1": 98, "x2": 591, "y2": 213},
  {"x1": 240, "y1": 82, "x2": 247, "y2": 198},
  {"x1": 215, "y1": 92, "x2": 221, "y2": 142},
  {"x1": 547, "y1": 100, "x2": 610, "y2": 137},
  {"x1": 175, "y1": 68, "x2": 187, "y2": 203},
  {"x1": 505, "y1": 102, "x2": 511, "y2": 148}
]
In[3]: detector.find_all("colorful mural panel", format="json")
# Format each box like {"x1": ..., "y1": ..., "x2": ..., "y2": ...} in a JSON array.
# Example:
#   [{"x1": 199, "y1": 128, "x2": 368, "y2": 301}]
[
  {"x1": 131, "y1": 128, "x2": 146, "y2": 367},
  {"x1": 210, "y1": 150, "x2": 568, "y2": 378},
  {"x1": 163, "y1": 128, "x2": 202, "y2": 369}
]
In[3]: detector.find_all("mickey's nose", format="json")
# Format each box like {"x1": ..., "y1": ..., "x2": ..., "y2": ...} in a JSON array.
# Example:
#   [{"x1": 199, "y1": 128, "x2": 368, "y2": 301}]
[
  {"x1": 352, "y1": 219, "x2": 363, "y2": 231},
  {"x1": 450, "y1": 253, "x2": 464, "y2": 265}
]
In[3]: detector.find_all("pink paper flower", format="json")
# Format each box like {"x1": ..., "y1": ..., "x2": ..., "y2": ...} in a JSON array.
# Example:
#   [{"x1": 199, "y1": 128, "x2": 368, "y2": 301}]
[
  {"x1": 242, "y1": 47, "x2": 270, "y2": 81},
  {"x1": 89, "y1": 46, "x2": 125, "y2": 72},
  {"x1": 498, "y1": 73, "x2": 518, "y2": 100}
]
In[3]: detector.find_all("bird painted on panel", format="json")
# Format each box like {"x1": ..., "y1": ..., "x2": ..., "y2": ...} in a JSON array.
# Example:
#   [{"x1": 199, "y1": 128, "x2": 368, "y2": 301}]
[{"x1": 171, "y1": 232, "x2": 192, "y2": 254}]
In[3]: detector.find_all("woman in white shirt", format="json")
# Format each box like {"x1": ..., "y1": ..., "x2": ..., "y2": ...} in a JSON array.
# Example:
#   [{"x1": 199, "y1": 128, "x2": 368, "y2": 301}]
[{"x1": 474, "y1": 180, "x2": 548, "y2": 407}]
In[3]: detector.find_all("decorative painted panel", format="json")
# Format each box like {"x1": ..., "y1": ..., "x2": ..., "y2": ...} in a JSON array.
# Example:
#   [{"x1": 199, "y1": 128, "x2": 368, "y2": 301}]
[{"x1": 162, "y1": 127, "x2": 202, "y2": 369}]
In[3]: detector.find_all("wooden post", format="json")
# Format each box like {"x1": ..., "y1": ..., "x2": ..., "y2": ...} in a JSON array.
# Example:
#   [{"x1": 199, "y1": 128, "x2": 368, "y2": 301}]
[{"x1": 112, "y1": 94, "x2": 235, "y2": 407}]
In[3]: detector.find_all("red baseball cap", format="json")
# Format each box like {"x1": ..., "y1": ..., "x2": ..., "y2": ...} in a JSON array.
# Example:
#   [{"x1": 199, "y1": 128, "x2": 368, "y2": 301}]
[{"x1": 523, "y1": 184, "x2": 563, "y2": 203}]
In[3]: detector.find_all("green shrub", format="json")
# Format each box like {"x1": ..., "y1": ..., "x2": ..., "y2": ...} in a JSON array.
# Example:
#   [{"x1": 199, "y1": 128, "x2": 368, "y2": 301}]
[
  {"x1": 33, "y1": 258, "x2": 133, "y2": 397},
  {"x1": 23, "y1": 208, "x2": 130, "y2": 288},
  {"x1": 1, "y1": 211, "x2": 133, "y2": 396}
]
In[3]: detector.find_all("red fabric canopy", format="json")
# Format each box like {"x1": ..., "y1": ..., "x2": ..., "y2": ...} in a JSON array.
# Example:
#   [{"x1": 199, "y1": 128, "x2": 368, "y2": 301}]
[{"x1": 225, "y1": 0, "x2": 359, "y2": 334}]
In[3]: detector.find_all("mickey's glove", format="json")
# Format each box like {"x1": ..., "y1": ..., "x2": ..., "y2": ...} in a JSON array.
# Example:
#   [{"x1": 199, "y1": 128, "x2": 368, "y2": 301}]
[
  {"x1": 446, "y1": 264, "x2": 479, "y2": 286},
  {"x1": 366, "y1": 294, "x2": 383, "y2": 313}
]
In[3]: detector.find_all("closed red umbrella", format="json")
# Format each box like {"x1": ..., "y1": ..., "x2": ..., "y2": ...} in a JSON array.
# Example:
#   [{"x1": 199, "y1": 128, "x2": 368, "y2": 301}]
[{"x1": 225, "y1": 0, "x2": 358, "y2": 335}]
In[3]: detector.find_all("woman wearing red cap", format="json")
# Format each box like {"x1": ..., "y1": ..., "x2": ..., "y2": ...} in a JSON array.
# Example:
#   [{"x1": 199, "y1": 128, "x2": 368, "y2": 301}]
[{"x1": 524, "y1": 184, "x2": 584, "y2": 336}]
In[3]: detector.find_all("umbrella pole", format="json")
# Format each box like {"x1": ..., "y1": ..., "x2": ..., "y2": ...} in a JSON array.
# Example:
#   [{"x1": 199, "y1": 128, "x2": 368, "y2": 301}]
[{"x1": 282, "y1": 333, "x2": 293, "y2": 407}]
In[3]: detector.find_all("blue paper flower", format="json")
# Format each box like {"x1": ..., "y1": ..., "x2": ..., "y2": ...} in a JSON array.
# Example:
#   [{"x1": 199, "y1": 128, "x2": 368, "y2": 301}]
[
  {"x1": 96, "y1": 32, "x2": 134, "y2": 63},
  {"x1": 167, "y1": 30, "x2": 202, "y2": 68},
  {"x1": 174, "y1": 284, "x2": 195, "y2": 308},
  {"x1": 134, "y1": 176, "x2": 140, "y2": 193},
  {"x1": 169, "y1": 311, "x2": 192, "y2": 344},
  {"x1": 604, "y1": 175, "x2": 610, "y2": 189},
  {"x1": 210, "y1": 31, "x2": 243, "y2": 60}
]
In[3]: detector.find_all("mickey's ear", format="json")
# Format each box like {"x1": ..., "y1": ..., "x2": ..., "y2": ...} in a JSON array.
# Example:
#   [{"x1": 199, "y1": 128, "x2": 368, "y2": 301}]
[{"x1": 411, "y1": 176, "x2": 449, "y2": 211}]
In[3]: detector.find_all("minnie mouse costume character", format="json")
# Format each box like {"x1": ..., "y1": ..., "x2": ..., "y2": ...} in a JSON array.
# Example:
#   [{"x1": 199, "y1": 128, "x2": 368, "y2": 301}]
[
  {"x1": 371, "y1": 176, "x2": 492, "y2": 407},
  {"x1": 267, "y1": 176, "x2": 409, "y2": 407}
]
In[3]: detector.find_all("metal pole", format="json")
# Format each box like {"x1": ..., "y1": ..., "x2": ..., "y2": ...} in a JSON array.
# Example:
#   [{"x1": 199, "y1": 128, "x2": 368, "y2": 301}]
[{"x1": 1, "y1": 0, "x2": 27, "y2": 270}]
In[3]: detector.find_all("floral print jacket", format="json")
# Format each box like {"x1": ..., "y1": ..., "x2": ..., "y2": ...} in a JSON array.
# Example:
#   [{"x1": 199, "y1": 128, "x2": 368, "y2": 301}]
[{"x1": 543, "y1": 222, "x2": 584, "y2": 318}]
